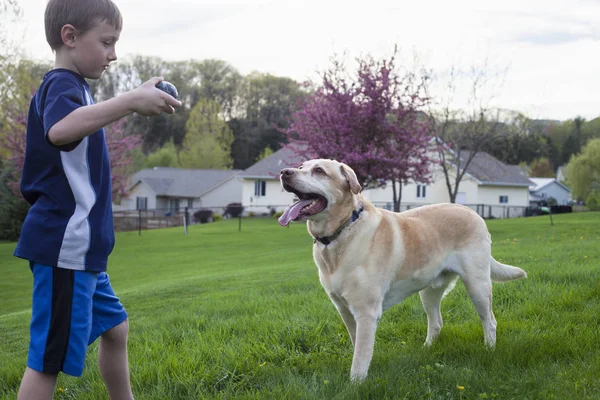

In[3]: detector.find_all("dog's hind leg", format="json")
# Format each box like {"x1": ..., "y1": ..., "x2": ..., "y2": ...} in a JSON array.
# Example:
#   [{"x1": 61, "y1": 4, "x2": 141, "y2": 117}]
[{"x1": 419, "y1": 272, "x2": 459, "y2": 346}]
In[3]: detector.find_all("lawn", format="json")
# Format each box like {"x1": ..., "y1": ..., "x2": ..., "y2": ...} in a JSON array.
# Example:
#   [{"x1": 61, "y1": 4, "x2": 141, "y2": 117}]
[{"x1": 1, "y1": 213, "x2": 599, "y2": 399}]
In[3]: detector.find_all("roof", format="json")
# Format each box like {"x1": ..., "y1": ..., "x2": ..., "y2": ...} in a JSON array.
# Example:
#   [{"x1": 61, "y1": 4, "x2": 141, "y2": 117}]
[
  {"x1": 529, "y1": 177, "x2": 572, "y2": 192},
  {"x1": 239, "y1": 144, "x2": 531, "y2": 188},
  {"x1": 238, "y1": 146, "x2": 306, "y2": 179},
  {"x1": 459, "y1": 152, "x2": 533, "y2": 187},
  {"x1": 131, "y1": 167, "x2": 241, "y2": 197}
]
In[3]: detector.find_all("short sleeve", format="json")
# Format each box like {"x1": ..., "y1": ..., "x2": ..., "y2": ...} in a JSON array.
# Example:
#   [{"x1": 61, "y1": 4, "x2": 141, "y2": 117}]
[{"x1": 41, "y1": 74, "x2": 86, "y2": 151}]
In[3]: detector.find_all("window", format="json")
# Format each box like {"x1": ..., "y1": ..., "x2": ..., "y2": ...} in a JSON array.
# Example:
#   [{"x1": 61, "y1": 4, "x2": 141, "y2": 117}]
[
  {"x1": 136, "y1": 197, "x2": 147, "y2": 210},
  {"x1": 416, "y1": 185, "x2": 427, "y2": 199},
  {"x1": 187, "y1": 198, "x2": 194, "y2": 208},
  {"x1": 168, "y1": 199, "x2": 180, "y2": 213},
  {"x1": 499, "y1": 195, "x2": 509, "y2": 204},
  {"x1": 254, "y1": 180, "x2": 266, "y2": 197}
]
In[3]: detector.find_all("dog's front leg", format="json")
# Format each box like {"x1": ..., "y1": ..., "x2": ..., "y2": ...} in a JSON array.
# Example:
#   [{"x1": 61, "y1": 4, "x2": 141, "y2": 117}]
[
  {"x1": 350, "y1": 313, "x2": 379, "y2": 382},
  {"x1": 329, "y1": 293, "x2": 357, "y2": 346}
]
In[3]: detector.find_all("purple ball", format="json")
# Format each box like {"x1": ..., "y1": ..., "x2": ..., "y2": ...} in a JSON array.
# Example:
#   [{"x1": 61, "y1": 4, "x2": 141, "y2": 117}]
[{"x1": 155, "y1": 81, "x2": 179, "y2": 100}]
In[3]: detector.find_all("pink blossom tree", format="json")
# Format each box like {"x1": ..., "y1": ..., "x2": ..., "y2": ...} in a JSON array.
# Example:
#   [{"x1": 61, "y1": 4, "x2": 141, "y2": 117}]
[
  {"x1": 1, "y1": 99, "x2": 141, "y2": 203},
  {"x1": 0, "y1": 100, "x2": 27, "y2": 197},
  {"x1": 104, "y1": 119, "x2": 142, "y2": 203},
  {"x1": 282, "y1": 50, "x2": 434, "y2": 211}
]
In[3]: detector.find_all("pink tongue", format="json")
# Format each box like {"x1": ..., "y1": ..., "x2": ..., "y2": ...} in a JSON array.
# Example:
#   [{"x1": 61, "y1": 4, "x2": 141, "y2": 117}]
[{"x1": 278, "y1": 199, "x2": 313, "y2": 226}]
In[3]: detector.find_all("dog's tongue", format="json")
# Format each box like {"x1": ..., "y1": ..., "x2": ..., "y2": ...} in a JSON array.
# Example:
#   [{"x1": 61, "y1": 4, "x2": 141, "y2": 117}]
[{"x1": 278, "y1": 199, "x2": 313, "y2": 226}]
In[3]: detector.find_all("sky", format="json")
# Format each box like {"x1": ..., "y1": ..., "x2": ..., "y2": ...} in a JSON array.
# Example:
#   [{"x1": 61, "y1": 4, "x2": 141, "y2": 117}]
[{"x1": 5, "y1": 0, "x2": 600, "y2": 121}]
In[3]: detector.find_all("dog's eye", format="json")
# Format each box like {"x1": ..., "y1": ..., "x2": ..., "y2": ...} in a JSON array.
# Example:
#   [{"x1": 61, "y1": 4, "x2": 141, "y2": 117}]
[{"x1": 314, "y1": 167, "x2": 325, "y2": 174}]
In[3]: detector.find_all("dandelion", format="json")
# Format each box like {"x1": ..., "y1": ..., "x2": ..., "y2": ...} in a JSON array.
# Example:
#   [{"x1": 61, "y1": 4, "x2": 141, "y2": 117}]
[
  {"x1": 260, "y1": 362, "x2": 267, "y2": 367},
  {"x1": 458, "y1": 385, "x2": 465, "y2": 391},
  {"x1": 57, "y1": 388, "x2": 65, "y2": 394}
]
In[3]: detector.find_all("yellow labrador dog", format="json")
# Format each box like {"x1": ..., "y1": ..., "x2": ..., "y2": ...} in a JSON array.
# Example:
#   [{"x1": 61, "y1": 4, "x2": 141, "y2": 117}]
[{"x1": 278, "y1": 159, "x2": 527, "y2": 381}]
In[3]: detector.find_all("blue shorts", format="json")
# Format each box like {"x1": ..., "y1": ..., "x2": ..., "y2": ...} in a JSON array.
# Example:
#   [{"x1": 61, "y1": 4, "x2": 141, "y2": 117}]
[{"x1": 27, "y1": 263, "x2": 128, "y2": 377}]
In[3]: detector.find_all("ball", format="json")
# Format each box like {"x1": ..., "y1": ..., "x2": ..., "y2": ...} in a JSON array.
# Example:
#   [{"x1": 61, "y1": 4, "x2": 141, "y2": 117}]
[{"x1": 155, "y1": 81, "x2": 179, "y2": 100}]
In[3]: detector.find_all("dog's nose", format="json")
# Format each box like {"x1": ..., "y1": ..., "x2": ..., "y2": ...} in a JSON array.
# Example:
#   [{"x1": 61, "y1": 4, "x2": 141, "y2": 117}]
[{"x1": 281, "y1": 168, "x2": 294, "y2": 177}]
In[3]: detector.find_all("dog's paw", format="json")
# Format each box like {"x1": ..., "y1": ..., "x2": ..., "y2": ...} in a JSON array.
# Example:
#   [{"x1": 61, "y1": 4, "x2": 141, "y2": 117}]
[{"x1": 350, "y1": 371, "x2": 368, "y2": 383}]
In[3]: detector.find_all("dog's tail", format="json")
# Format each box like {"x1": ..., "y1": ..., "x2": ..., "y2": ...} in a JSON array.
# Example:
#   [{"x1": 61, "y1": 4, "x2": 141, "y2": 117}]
[{"x1": 490, "y1": 257, "x2": 527, "y2": 282}]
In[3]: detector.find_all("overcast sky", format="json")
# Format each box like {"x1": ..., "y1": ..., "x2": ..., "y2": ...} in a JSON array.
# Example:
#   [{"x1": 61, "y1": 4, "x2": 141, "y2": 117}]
[{"x1": 7, "y1": 0, "x2": 600, "y2": 121}]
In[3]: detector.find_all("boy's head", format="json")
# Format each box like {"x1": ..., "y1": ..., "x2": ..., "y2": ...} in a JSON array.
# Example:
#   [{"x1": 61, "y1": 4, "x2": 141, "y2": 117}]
[
  {"x1": 45, "y1": 0, "x2": 123, "y2": 50},
  {"x1": 45, "y1": 0, "x2": 123, "y2": 79}
]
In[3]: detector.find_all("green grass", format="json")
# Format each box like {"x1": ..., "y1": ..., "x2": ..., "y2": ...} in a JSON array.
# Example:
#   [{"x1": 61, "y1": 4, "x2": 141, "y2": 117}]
[{"x1": 1, "y1": 213, "x2": 599, "y2": 399}]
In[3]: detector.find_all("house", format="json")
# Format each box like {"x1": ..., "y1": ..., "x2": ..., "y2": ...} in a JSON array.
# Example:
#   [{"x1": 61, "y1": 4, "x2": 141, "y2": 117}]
[
  {"x1": 529, "y1": 178, "x2": 572, "y2": 206},
  {"x1": 364, "y1": 151, "x2": 533, "y2": 218},
  {"x1": 236, "y1": 146, "x2": 305, "y2": 215},
  {"x1": 238, "y1": 146, "x2": 533, "y2": 219},
  {"x1": 113, "y1": 167, "x2": 242, "y2": 214}
]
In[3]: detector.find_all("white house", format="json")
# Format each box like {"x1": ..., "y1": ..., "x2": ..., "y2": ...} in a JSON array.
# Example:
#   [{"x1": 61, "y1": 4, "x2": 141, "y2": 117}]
[
  {"x1": 238, "y1": 146, "x2": 533, "y2": 219},
  {"x1": 236, "y1": 147, "x2": 305, "y2": 215},
  {"x1": 529, "y1": 178, "x2": 572, "y2": 206},
  {"x1": 113, "y1": 167, "x2": 242, "y2": 214},
  {"x1": 363, "y1": 151, "x2": 532, "y2": 218}
]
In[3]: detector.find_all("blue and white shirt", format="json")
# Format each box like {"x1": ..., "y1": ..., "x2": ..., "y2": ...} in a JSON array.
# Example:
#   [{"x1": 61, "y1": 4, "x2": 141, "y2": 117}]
[{"x1": 15, "y1": 69, "x2": 115, "y2": 272}]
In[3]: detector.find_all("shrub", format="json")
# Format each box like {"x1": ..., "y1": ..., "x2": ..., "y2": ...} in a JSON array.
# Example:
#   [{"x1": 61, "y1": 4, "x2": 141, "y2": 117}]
[
  {"x1": 193, "y1": 209, "x2": 213, "y2": 223},
  {"x1": 586, "y1": 191, "x2": 600, "y2": 211},
  {"x1": 223, "y1": 203, "x2": 244, "y2": 218},
  {"x1": 213, "y1": 213, "x2": 223, "y2": 222}
]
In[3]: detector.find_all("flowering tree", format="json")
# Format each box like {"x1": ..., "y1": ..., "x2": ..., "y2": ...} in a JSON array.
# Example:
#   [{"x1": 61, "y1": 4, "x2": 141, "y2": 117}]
[
  {"x1": 1, "y1": 101, "x2": 141, "y2": 203},
  {"x1": 282, "y1": 50, "x2": 433, "y2": 211},
  {"x1": 104, "y1": 119, "x2": 142, "y2": 203},
  {"x1": 0, "y1": 100, "x2": 27, "y2": 196}
]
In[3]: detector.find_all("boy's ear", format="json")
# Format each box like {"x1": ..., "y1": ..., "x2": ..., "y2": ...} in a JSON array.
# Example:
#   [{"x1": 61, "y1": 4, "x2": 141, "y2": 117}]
[{"x1": 61, "y1": 24, "x2": 78, "y2": 48}]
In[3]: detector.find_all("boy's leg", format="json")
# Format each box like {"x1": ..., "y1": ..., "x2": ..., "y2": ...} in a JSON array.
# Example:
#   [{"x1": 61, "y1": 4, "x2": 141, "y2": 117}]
[
  {"x1": 90, "y1": 272, "x2": 132, "y2": 400},
  {"x1": 99, "y1": 319, "x2": 133, "y2": 399},
  {"x1": 19, "y1": 264, "x2": 82, "y2": 399},
  {"x1": 17, "y1": 367, "x2": 57, "y2": 400}
]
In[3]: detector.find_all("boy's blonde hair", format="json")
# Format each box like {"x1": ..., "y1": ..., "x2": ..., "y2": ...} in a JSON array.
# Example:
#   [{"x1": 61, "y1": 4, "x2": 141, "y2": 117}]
[{"x1": 45, "y1": 0, "x2": 123, "y2": 50}]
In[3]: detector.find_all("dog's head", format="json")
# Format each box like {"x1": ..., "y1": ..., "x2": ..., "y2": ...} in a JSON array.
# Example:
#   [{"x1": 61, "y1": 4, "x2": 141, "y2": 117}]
[{"x1": 278, "y1": 159, "x2": 362, "y2": 227}]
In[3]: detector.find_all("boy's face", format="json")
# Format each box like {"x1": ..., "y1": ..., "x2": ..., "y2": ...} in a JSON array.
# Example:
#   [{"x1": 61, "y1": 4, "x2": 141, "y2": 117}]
[{"x1": 71, "y1": 19, "x2": 121, "y2": 79}]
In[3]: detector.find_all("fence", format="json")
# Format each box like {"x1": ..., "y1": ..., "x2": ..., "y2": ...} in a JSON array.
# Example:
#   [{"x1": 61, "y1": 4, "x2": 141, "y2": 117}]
[
  {"x1": 371, "y1": 202, "x2": 530, "y2": 220},
  {"x1": 112, "y1": 205, "x2": 280, "y2": 233},
  {"x1": 113, "y1": 202, "x2": 562, "y2": 233}
]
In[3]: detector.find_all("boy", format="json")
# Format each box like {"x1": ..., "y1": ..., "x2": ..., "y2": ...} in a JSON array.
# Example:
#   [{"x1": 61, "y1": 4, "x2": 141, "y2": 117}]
[{"x1": 14, "y1": 0, "x2": 181, "y2": 399}]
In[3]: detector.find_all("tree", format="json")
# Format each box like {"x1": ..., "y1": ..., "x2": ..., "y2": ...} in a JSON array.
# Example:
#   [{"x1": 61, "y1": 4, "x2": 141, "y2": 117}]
[
  {"x1": 0, "y1": 94, "x2": 27, "y2": 196},
  {"x1": 481, "y1": 112, "x2": 551, "y2": 166},
  {"x1": 283, "y1": 50, "x2": 433, "y2": 211},
  {"x1": 0, "y1": 95, "x2": 142, "y2": 204},
  {"x1": 230, "y1": 73, "x2": 306, "y2": 169},
  {"x1": 256, "y1": 146, "x2": 274, "y2": 162},
  {"x1": 104, "y1": 120, "x2": 142, "y2": 203},
  {"x1": 529, "y1": 157, "x2": 554, "y2": 178},
  {"x1": 426, "y1": 62, "x2": 507, "y2": 203},
  {"x1": 179, "y1": 99, "x2": 234, "y2": 169},
  {"x1": 142, "y1": 140, "x2": 181, "y2": 169},
  {"x1": 192, "y1": 59, "x2": 243, "y2": 119},
  {"x1": 566, "y1": 139, "x2": 600, "y2": 201}
]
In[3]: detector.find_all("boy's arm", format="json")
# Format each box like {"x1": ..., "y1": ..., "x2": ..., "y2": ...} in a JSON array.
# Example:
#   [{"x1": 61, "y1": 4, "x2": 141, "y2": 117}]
[{"x1": 48, "y1": 77, "x2": 181, "y2": 147}]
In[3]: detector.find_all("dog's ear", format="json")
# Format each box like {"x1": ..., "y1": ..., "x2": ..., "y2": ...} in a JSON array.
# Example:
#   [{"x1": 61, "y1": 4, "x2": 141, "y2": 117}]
[{"x1": 340, "y1": 164, "x2": 362, "y2": 194}]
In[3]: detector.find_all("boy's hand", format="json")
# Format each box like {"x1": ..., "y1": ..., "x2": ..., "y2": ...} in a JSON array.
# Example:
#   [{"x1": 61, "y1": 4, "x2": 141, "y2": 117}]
[{"x1": 131, "y1": 77, "x2": 182, "y2": 116}]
